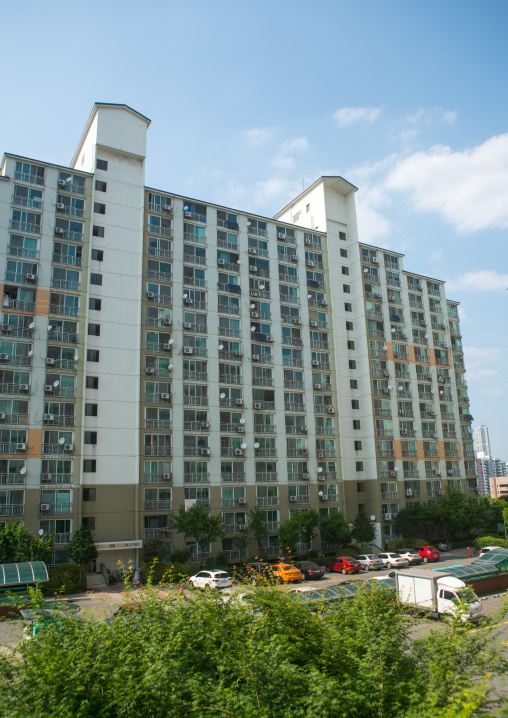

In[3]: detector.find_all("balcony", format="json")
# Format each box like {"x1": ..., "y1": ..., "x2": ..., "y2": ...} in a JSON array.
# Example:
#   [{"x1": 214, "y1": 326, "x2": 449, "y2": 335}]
[
  {"x1": 285, "y1": 403, "x2": 305, "y2": 412},
  {"x1": 9, "y1": 220, "x2": 40, "y2": 234},
  {"x1": 0, "y1": 473, "x2": 25, "y2": 485},
  {"x1": 375, "y1": 408, "x2": 392, "y2": 417},
  {"x1": 144, "y1": 528, "x2": 173, "y2": 539},
  {"x1": 5, "y1": 272, "x2": 38, "y2": 286},
  {"x1": 0, "y1": 504, "x2": 24, "y2": 516},
  {"x1": 254, "y1": 449, "x2": 277, "y2": 457},
  {"x1": 144, "y1": 501, "x2": 172, "y2": 511},
  {"x1": 40, "y1": 503, "x2": 72, "y2": 515},
  {"x1": 57, "y1": 205, "x2": 84, "y2": 218},
  {"x1": 0, "y1": 383, "x2": 30, "y2": 395},
  {"x1": 221, "y1": 473, "x2": 246, "y2": 482},
  {"x1": 368, "y1": 329, "x2": 385, "y2": 340},
  {"x1": 184, "y1": 232, "x2": 206, "y2": 245},
  {"x1": 218, "y1": 375, "x2": 242, "y2": 385},
  {"x1": 255, "y1": 472, "x2": 278, "y2": 481},
  {"x1": 149, "y1": 224, "x2": 173, "y2": 238},
  {"x1": 52, "y1": 533, "x2": 72, "y2": 544},
  {"x1": 253, "y1": 425, "x2": 276, "y2": 434},
  {"x1": 144, "y1": 446, "x2": 172, "y2": 457},
  {"x1": 148, "y1": 246, "x2": 173, "y2": 260},
  {"x1": 0, "y1": 356, "x2": 31, "y2": 367},
  {"x1": 381, "y1": 491, "x2": 398, "y2": 500},
  {"x1": 310, "y1": 340, "x2": 329, "y2": 350},
  {"x1": 284, "y1": 380, "x2": 304, "y2": 390},
  {"x1": 376, "y1": 429, "x2": 394, "y2": 437},
  {"x1": 252, "y1": 377, "x2": 274, "y2": 387},
  {"x1": 49, "y1": 305, "x2": 79, "y2": 317},
  {"x1": 282, "y1": 337, "x2": 303, "y2": 347},
  {"x1": 42, "y1": 444, "x2": 74, "y2": 455},
  {"x1": 55, "y1": 229, "x2": 83, "y2": 242},
  {"x1": 183, "y1": 475, "x2": 210, "y2": 485},
  {"x1": 280, "y1": 295, "x2": 300, "y2": 306},
  {"x1": 403, "y1": 471, "x2": 420, "y2": 479},
  {"x1": 377, "y1": 449, "x2": 395, "y2": 458},
  {"x1": 370, "y1": 349, "x2": 387, "y2": 358},
  {"x1": 289, "y1": 496, "x2": 310, "y2": 505},
  {"x1": 14, "y1": 171, "x2": 44, "y2": 185},
  {"x1": 223, "y1": 523, "x2": 247, "y2": 534},
  {"x1": 0, "y1": 413, "x2": 29, "y2": 425},
  {"x1": 401, "y1": 449, "x2": 418, "y2": 458}
]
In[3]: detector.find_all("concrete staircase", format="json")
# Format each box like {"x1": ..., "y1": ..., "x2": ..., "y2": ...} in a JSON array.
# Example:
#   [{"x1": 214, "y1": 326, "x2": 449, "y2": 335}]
[{"x1": 86, "y1": 572, "x2": 108, "y2": 590}]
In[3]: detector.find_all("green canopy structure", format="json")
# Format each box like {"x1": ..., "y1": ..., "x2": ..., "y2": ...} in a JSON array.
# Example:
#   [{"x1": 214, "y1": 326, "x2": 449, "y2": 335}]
[{"x1": 0, "y1": 562, "x2": 49, "y2": 587}]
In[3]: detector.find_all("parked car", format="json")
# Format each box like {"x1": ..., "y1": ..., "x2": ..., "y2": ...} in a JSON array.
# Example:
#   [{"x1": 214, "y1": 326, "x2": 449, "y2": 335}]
[
  {"x1": 377, "y1": 552, "x2": 409, "y2": 569},
  {"x1": 356, "y1": 554, "x2": 384, "y2": 571},
  {"x1": 326, "y1": 557, "x2": 362, "y2": 575},
  {"x1": 479, "y1": 545, "x2": 504, "y2": 557},
  {"x1": 396, "y1": 549, "x2": 423, "y2": 566},
  {"x1": 293, "y1": 561, "x2": 326, "y2": 580},
  {"x1": 271, "y1": 563, "x2": 303, "y2": 583},
  {"x1": 414, "y1": 546, "x2": 440, "y2": 563},
  {"x1": 188, "y1": 570, "x2": 232, "y2": 590},
  {"x1": 235, "y1": 562, "x2": 278, "y2": 585}
]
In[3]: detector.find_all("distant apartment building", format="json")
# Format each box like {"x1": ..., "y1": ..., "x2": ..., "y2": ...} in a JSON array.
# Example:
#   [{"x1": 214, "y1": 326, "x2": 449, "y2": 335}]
[
  {"x1": 0, "y1": 103, "x2": 477, "y2": 568},
  {"x1": 474, "y1": 422, "x2": 507, "y2": 495}
]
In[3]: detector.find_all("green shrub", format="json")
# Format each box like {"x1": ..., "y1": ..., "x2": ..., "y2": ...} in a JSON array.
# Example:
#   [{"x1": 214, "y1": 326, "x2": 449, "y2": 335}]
[
  {"x1": 141, "y1": 561, "x2": 194, "y2": 585},
  {"x1": 167, "y1": 548, "x2": 191, "y2": 564},
  {"x1": 387, "y1": 539, "x2": 427, "y2": 551},
  {"x1": 473, "y1": 536, "x2": 508, "y2": 550},
  {"x1": 41, "y1": 564, "x2": 87, "y2": 597}
]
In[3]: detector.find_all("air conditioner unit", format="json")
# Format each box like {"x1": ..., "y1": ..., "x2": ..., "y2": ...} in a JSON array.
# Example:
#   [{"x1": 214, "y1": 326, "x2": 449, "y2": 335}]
[
  {"x1": 310, "y1": 320, "x2": 318, "y2": 327},
  {"x1": 64, "y1": 444, "x2": 74, "y2": 451},
  {"x1": 251, "y1": 311, "x2": 259, "y2": 318},
  {"x1": 313, "y1": 383, "x2": 322, "y2": 390},
  {"x1": 290, "y1": 255, "x2": 298, "y2": 262},
  {"x1": 401, "y1": 429, "x2": 407, "y2": 436},
  {"x1": 398, "y1": 410, "x2": 405, "y2": 416},
  {"x1": 300, "y1": 426, "x2": 308, "y2": 433},
  {"x1": 306, "y1": 260, "x2": 314, "y2": 267},
  {"x1": 266, "y1": 335, "x2": 274, "y2": 342},
  {"x1": 200, "y1": 448, "x2": 211, "y2": 456},
  {"x1": 147, "y1": 291, "x2": 155, "y2": 299},
  {"x1": 234, "y1": 448, "x2": 243, "y2": 456},
  {"x1": 250, "y1": 290, "x2": 258, "y2": 297},
  {"x1": 437, "y1": 489, "x2": 444, "y2": 495},
  {"x1": 238, "y1": 524, "x2": 248, "y2": 531},
  {"x1": 304, "y1": 238, "x2": 311, "y2": 246},
  {"x1": 388, "y1": 295, "x2": 395, "y2": 302},
  {"x1": 42, "y1": 473, "x2": 53, "y2": 482},
  {"x1": 55, "y1": 227, "x2": 64, "y2": 234},
  {"x1": 327, "y1": 408, "x2": 335, "y2": 414},
  {"x1": 278, "y1": 232, "x2": 286, "y2": 240},
  {"x1": 0, "y1": 413, "x2": 5, "y2": 420},
  {"x1": 26, "y1": 273, "x2": 36, "y2": 281},
  {"x1": 319, "y1": 495, "x2": 329, "y2": 502},
  {"x1": 1, "y1": 325, "x2": 12, "y2": 333},
  {"x1": 58, "y1": 179, "x2": 66, "y2": 187},
  {"x1": 160, "y1": 393, "x2": 171, "y2": 400},
  {"x1": 248, "y1": 248, "x2": 257, "y2": 255},
  {"x1": 161, "y1": 343, "x2": 172, "y2": 353},
  {"x1": 56, "y1": 203, "x2": 65, "y2": 210},
  {"x1": 443, "y1": 342, "x2": 449, "y2": 349},
  {"x1": 44, "y1": 414, "x2": 54, "y2": 422},
  {"x1": 253, "y1": 402, "x2": 261, "y2": 409},
  {"x1": 252, "y1": 354, "x2": 260, "y2": 361},
  {"x1": 447, "y1": 470, "x2": 453, "y2": 476},
  {"x1": 19, "y1": 384, "x2": 29, "y2": 392},
  {"x1": 0, "y1": 353, "x2": 9, "y2": 362},
  {"x1": 162, "y1": 473, "x2": 171, "y2": 480},
  {"x1": 383, "y1": 388, "x2": 390, "y2": 394},
  {"x1": 433, "y1": 470, "x2": 441, "y2": 476},
  {"x1": 389, "y1": 470, "x2": 396, "y2": 477},
  {"x1": 292, "y1": 318, "x2": 301, "y2": 325},
  {"x1": 372, "y1": 257, "x2": 379, "y2": 263},
  {"x1": 300, "y1": 448, "x2": 308, "y2": 455},
  {"x1": 302, "y1": 473, "x2": 310, "y2": 479},
  {"x1": 317, "y1": 474, "x2": 326, "y2": 481},
  {"x1": 46, "y1": 358, "x2": 55, "y2": 366},
  {"x1": 218, "y1": 259, "x2": 225, "y2": 266},
  {"x1": 420, "y1": 320, "x2": 427, "y2": 326},
  {"x1": 184, "y1": 298, "x2": 193, "y2": 304},
  {"x1": 289, "y1": 496, "x2": 298, "y2": 502},
  {"x1": 163, "y1": 318, "x2": 172, "y2": 326},
  {"x1": 312, "y1": 360, "x2": 320, "y2": 367},
  {"x1": 235, "y1": 399, "x2": 243, "y2": 406},
  {"x1": 416, "y1": 286, "x2": 423, "y2": 292},
  {"x1": 430, "y1": 411, "x2": 436, "y2": 417},
  {"x1": 146, "y1": 367, "x2": 155, "y2": 375},
  {"x1": 16, "y1": 443, "x2": 26, "y2": 450},
  {"x1": 236, "y1": 426, "x2": 245, "y2": 433},
  {"x1": 40, "y1": 504, "x2": 50, "y2": 511},
  {"x1": 237, "y1": 497, "x2": 247, "y2": 505},
  {"x1": 320, "y1": 300, "x2": 328, "y2": 306},
  {"x1": 201, "y1": 422, "x2": 210, "y2": 429},
  {"x1": 405, "y1": 489, "x2": 413, "y2": 496},
  {"x1": 183, "y1": 322, "x2": 192, "y2": 330},
  {"x1": 383, "y1": 371, "x2": 389, "y2": 377},
  {"x1": 163, "y1": 204, "x2": 172, "y2": 213},
  {"x1": 184, "y1": 211, "x2": 192, "y2": 218},
  {"x1": 383, "y1": 513, "x2": 392, "y2": 521},
  {"x1": 183, "y1": 347, "x2": 194, "y2": 354},
  {"x1": 317, "y1": 451, "x2": 324, "y2": 458},
  {"x1": 249, "y1": 266, "x2": 258, "y2": 272},
  {"x1": 234, "y1": 350, "x2": 242, "y2": 357}
]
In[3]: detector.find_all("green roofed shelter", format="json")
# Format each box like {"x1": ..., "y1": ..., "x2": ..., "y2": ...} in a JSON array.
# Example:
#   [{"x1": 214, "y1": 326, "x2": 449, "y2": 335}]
[{"x1": 0, "y1": 562, "x2": 49, "y2": 587}]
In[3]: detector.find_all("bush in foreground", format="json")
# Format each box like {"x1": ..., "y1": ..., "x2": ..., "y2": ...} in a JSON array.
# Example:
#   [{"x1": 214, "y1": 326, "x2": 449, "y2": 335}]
[
  {"x1": 0, "y1": 576, "x2": 506, "y2": 717},
  {"x1": 40, "y1": 564, "x2": 86, "y2": 597}
]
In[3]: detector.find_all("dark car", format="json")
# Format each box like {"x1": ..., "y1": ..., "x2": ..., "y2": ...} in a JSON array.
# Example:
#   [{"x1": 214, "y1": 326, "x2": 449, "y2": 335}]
[
  {"x1": 235, "y1": 562, "x2": 278, "y2": 585},
  {"x1": 326, "y1": 556, "x2": 362, "y2": 575},
  {"x1": 293, "y1": 561, "x2": 326, "y2": 580}
]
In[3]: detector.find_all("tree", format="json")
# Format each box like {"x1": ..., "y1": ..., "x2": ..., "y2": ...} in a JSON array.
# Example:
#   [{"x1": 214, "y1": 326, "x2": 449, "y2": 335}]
[
  {"x1": 277, "y1": 517, "x2": 300, "y2": 556},
  {"x1": 292, "y1": 509, "x2": 321, "y2": 556},
  {"x1": 0, "y1": 522, "x2": 53, "y2": 564},
  {"x1": 171, "y1": 504, "x2": 224, "y2": 567},
  {"x1": 351, "y1": 512, "x2": 376, "y2": 545},
  {"x1": 320, "y1": 510, "x2": 351, "y2": 550},
  {"x1": 247, "y1": 507, "x2": 268, "y2": 553},
  {"x1": 68, "y1": 524, "x2": 98, "y2": 581}
]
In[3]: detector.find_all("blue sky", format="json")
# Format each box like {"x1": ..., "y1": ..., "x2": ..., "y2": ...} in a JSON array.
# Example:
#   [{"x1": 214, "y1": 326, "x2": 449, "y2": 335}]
[{"x1": 2, "y1": 0, "x2": 507, "y2": 454}]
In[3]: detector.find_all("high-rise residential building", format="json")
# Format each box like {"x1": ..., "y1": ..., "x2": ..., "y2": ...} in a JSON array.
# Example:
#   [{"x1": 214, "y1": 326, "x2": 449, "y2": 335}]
[
  {"x1": 475, "y1": 423, "x2": 491, "y2": 457},
  {"x1": 0, "y1": 103, "x2": 477, "y2": 568}
]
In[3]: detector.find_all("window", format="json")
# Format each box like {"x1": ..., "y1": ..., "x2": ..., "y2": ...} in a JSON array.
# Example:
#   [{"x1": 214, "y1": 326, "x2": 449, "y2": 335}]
[
  {"x1": 342, "y1": 266, "x2": 349, "y2": 275},
  {"x1": 82, "y1": 517, "x2": 95, "y2": 530},
  {"x1": 343, "y1": 284, "x2": 351, "y2": 293},
  {"x1": 345, "y1": 302, "x2": 352, "y2": 312},
  {"x1": 340, "y1": 249, "x2": 348, "y2": 258},
  {"x1": 87, "y1": 350, "x2": 99, "y2": 362},
  {"x1": 83, "y1": 459, "x2": 96, "y2": 472},
  {"x1": 83, "y1": 488, "x2": 96, "y2": 501},
  {"x1": 346, "y1": 321, "x2": 354, "y2": 331},
  {"x1": 356, "y1": 462, "x2": 364, "y2": 471},
  {"x1": 94, "y1": 203, "x2": 105, "y2": 215},
  {"x1": 347, "y1": 341, "x2": 355, "y2": 350},
  {"x1": 353, "y1": 420, "x2": 361, "y2": 430},
  {"x1": 354, "y1": 441, "x2": 363, "y2": 451},
  {"x1": 339, "y1": 231, "x2": 347, "y2": 241},
  {"x1": 352, "y1": 400, "x2": 360, "y2": 409},
  {"x1": 86, "y1": 376, "x2": 99, "y2": 389},
  {"x1": 89, "y1": 298, "x2": 101, "y2": 311},
  {"x1": 95, "y1": 180, "x2": 107, "y2": 192},
  {"x1": 88, "y1": 323, "x2": 100, "y2": 336},
  {"x1": 84, "y1": 432, "x2": 97, "y2": 444},
  {"x1": 96, "y1": 159, "x2": 108, "y2": 171},
  {"x1": 357, "y1": 482, "x2": 365, "y2": 492},
  {"x1": 349, "y1": 360, "x2": 356, "y2": 369},
  {"x1": 85, "y1": 404, "x2": 98, "y2": 417},
  {"x1": 91, "y1": 249, "x2": 104, "y2": 261},
  {"x1": 350, "y1": 380, "x2": 358, "y2": 389},
  {"x1": 92, "y1": 226, "x2": 104, "y2": 238},
  {"x1": 306, "y1": 204, "x2": 310, "y2": 212},
  {"x1": 90, "y1": 273, "x2": 102, "y2": 286}
]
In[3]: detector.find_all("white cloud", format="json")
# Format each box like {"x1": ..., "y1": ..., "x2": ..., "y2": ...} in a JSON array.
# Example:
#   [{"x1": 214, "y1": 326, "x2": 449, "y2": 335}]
[
  {"x1": 272, "y1": 136, "x2": 309, "y2": 170},
  {"x1": 253, "y1": 178, "x2": 302, "y2": 207},
  {"x1": 406, "y1": 107, "x2": 458, "y2": 125},
  {"x1": 446, "y1": 271, "x2": 508, "y2": 292},
  {"x1": 334, "y1": 106, "x2": 381, "y2": 126},
  {"x1": 243, "y1": 128, "x2": 273, "y2": 146},
  {"x1": 463, "y1": 346, "x2": 501, "y2": 382}
]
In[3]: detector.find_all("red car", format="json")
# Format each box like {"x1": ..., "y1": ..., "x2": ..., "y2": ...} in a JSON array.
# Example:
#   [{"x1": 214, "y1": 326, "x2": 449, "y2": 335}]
[
  {"x1": 415, "y1": 546, "x2": 440, "y2": 563},
  {"x1": 326, "y1": 556, "x2": 361, "y2": 575}
]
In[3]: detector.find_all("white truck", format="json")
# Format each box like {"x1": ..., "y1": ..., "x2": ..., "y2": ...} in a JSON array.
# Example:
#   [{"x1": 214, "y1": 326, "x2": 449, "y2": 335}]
[{"x1": 395, "y1": 569, "x2": 484, "y2": 622}]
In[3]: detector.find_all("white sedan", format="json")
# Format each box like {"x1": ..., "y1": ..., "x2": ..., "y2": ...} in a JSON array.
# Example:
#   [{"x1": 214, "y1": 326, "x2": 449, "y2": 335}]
[
  {"x1": 377, "y1": 552, "x2": 409, "y2": 569},
  {"x1": 189, "y1": 570, "x2": 232, "y2": 590}
]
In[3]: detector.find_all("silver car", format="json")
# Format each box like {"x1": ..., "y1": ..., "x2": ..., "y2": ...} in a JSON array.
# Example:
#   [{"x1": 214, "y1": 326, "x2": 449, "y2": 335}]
[
  {"x1": 356, "y1": 554, "x2": 384, "y2": 571},
  {"x1": 377, "y1": 552, "x2": 409, "y2": 569}
]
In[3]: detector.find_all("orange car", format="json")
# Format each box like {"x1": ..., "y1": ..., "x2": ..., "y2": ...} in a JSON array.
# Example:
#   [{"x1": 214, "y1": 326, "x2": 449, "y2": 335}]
[{"x1": 271, "y1": 563, "x2": 303, "y2": 584}]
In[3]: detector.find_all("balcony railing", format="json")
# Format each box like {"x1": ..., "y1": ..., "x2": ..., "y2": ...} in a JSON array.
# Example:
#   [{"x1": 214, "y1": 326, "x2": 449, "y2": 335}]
[
  {"x1": 144, "y1": 501, "x2": 172, "y2": 511},
  {"x1": 8, "y1": 245, "x2": 40, "y2": 260},
  {"x1": 49, "y1": 305, "x2": 79, "y2": 317},
  {"x1": 183, "y1": 232, "x2": 206, "y2": 244},
  {"x1": 0, "y1": 473, "x2": 25, "y2": 485},
  {"x1": 381, "y1": 491, "x2": 398, "y2": 500},
  {"x1": 1, "y1": 413, "x2": 29, "y2": 425},
  {"x1": 148, "y1": 225, "x2": 172, "y2": 237},
  {"x1": 0, "y1": 356, "x2": 31, "y2": 367},
  {"x1": 289, "y1": 496, "x2": 310, "y2": 505},
  {"x1": 9, "y1": 221, "x2": 40, "y2": 234},
  {"x1": 183, "y1": 475, "x2": 210, "y2": 484},
  {"x1": 40, "y1": 503, "x2": 72, "y2": 514},
  {"x1": 0, "y1": 504, "x2": 24, "y2": 516},
  {"x1": 221, "y1": 473, "x2": 246, "y2": 482},
  {"x1": 0, "y1": 383, "x2": 30, "y2": 395},
  {"x1": 255, "y1": 472, "x2": 278, "y2": 482},
  {"x1": 14, "y1": 171, "x2": 44, "y2": 185},
  {"x1": 256, "y1": 496, "x2": 278, "y2": 506},
  {"x1": 144, "y1": 446, "x2": 172, "y2": 456},
  {"x1": 144, "y1": 473, "x2": 172, "y2": 483},
  {"x1": 40, "y1": 473, "x2": 74, "y2": 485},
  {"x1": 148, "y1": 247, "x2": 173, "y2": 260},
  {"x1": 184, "y1": 396, "x2": 208, "y2": 406},
  {"x1": 52, "y1": 533, "x2": 72, "y2": 544},
  {"x1": 144, "y1": 528, "x2": 173, "y2": 539}
]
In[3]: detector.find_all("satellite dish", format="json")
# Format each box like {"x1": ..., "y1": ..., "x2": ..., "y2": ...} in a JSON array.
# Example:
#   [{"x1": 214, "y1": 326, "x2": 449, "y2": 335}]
[
  {"x1": 247, "y1": 221, "x2": 251, "y2": 226},
  {"x1": 184, "y1": 205, "x2": 189, "y2": 210},
  {"x1": 28, "y1": 351, "x2": 33, "y2": 357},
  {"x1": 398, "y1": 386, "x2": 403, "y2": 391},
  {"x1": 59, "y1": 438, "x2": 65, "y2": 445},
  {"x1": 370, "y1": 515, "x2": 376, "y2": 521},
  {"x1": 387, "y1": 385, "x2": 392, "y2": 390},
  {"x1": 317, "y1": 467, "x2": 323, "y2": 473},
  {"x1": 38, "y1": 529, "x2": 44, "y2": 536},
  {"x1": 253, "y1": 442, "x2": 260, "y2": 449},
  {"x1": 168, "y1": 339, "x2": 174, "y2": 345},
  {"x1": 394, "y1": 466, "x2": 399, "y2": 472},
  {"x1": 19, "y1": 467, "x2": 26, "y2": 475},
  {"x1": 363, "y1": 268, "x2": 368, "y2": 273},
  {"x1": 47, "y1": 325, "x2": 53, "y2": 331},
  {"x1": 236, "y1": 259, "x2": 241, "y2": 264},
  {"x1": 53, "y1": 381, "x2": 60, "y2": 388},
  {"x1": 250, "y1": 304, "x2": 255, "y2": 309},
  {"x1": 240, "y1": 443, "x2": 247, "y2": 450},
  {"x1": 259, "y1": 285, "x2": 265, "y2": 290},
  {"x1": 308, "y1": 294, "x2": 312, "y2": 299},
  {"x1": 439, "y1": 390, "x2": 444, "y2": 395},
  {"x1": 430, "y1": 388, "x2": 435, "y2": 393},
  {"x1": 383, "y1": 345, "x2": 388, "y2": 350},
  {"x1": 218, "y1": 344, "x2": 224, "y2": 350},
  {"x1": 239, "y1": 418, "x2": 246, "y2": 424},
  {"x1": 29, "y1": 322, "x2": 34, "y2": 329},
  {"x1": 391, "y1": 328, "x2": 396, "y2": 333},
  {"x1": 74, "y1": 354, "x2": 78, "y2": 360},
  {"x1": 318, "y1": 491, "x2": 324, "y2": 496},
  {"x1": 220, "y1": 393, "x2": 226, "y2": 399},
  {"x1": 183, "y1": 293, "x2": 188, "y2": 299},
  {"x1": 413, "y1": 425, "x2": 418, "y2": 430},
  {"x1": 168, "y1": 365, "x2": 173, "y2": 370},
  {"x1": 251, "y1": 326, "x2": 256, "y2": 332}
]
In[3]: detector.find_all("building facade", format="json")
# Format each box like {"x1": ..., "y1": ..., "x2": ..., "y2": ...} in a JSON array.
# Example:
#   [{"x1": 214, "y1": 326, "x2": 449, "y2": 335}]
[{"x1": 0, "y1": 104, "x2": 477, "y2": 568}]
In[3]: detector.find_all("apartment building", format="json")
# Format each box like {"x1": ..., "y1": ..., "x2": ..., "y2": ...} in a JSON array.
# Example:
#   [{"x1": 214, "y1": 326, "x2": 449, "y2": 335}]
[{"x1": 0, "y1": 103, "x2": 477, "y2": 568}]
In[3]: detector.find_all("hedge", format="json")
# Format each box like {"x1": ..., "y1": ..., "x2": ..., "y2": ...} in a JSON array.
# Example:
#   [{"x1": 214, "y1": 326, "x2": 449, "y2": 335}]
[
  {"x1": 41, "y1": 564, "x2": 87, "y2": 597},
  {"x1": 141, "y1": 561, "x2": 194, "y2": 585},
  {"x1": 473, "y1": 536, "x2": 508, "y2": 550},
  {"x1": 386, "y1": 539, "x2": 427, "y2": 551}
]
